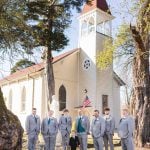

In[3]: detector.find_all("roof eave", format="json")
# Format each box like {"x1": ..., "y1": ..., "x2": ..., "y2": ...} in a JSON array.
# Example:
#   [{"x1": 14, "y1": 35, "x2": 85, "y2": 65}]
[{"x1": 113, "y1": 72, "x2": 125, "y2": 86}]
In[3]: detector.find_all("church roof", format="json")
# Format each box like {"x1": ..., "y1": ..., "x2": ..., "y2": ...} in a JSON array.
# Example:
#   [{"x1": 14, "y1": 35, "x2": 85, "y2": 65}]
[
  {"x1": 113, "y1": 72, "x2": 125, "y2": 86},
  {"x1": 81, "y1": 0, "x2": 111, "y2": 15},
  {"x1": 0, "y1": 48, "x2": 125, "y2": 86},
  {"x1": 0, "y1": 48, "x2": 79, "y2": 85}
]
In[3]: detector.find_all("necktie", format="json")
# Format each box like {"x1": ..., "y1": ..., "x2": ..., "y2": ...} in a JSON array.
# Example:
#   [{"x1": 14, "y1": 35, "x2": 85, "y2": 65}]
[
  {"x1": 34, "y1": 115, "x2": 37, "y2": 123},
  {"x1": 79, "y1": 117, "x2": 82, "y2": 124},
  {"x1": 65, "y1": 117, "x2": 67, "y2": 123},
  {"x1": 48, "y1": 118, "x2": 50, "y2": 125}
]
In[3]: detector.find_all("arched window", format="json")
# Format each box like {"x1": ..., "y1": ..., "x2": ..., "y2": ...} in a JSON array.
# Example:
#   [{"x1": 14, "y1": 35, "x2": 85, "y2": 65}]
[
  {"x1": 59, "y1": 85, "x2": 66, "y2": 111},
  {"x1": 96, "y1": 21, "x2": 111, "y2": 36},
  {"x1": 21, "y1": 86, "x2": 26, "y2": 112},
  {"x1": 81, "y1": 21, "x2": 88, "y2": 36},
  {"x1": 88, "y1": 17, "x2": 95, "y2": 33},
  {"x1": 8, "y1": 89, "x2": 13, "y2": 110}
]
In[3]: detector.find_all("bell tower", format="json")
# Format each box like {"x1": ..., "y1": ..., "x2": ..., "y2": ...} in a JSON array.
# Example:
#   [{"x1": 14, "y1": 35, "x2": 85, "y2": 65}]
[
  {"x1": 78, "y1": 0, "x2": 114, "y2": 57},
  {"x1": 78, "y1": 0, "x2": 115, "y2": 110}
]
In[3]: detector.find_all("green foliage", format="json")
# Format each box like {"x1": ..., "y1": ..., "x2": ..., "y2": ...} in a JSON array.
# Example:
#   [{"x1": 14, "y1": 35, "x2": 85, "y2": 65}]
[
  {"x1": 0, "y1": 0, "x2": 30, "y2": 51},
  {"x1": 0, "y1": 0, "x2": 92, "y2": 57},
  {"x1": 23, "y1": 0, "x2": 92, "y2": 52},
  {"x1": 97, "y1": 0, "x2": 150, "y2": 70},
  {"x1": 10, "y1": 59, "x2": 36, "y2": 73},
  {"x1": 97, "y1": 25, "x2": 135, "y2": 69},
  {"x1": 96, "y1": 39, "x2": 114, "y2": 69}
]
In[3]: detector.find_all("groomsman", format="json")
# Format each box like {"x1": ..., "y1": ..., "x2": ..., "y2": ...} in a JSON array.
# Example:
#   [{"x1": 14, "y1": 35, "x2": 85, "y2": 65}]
[
  {"x1": 103, "y1": 107, "x2": 115, "y2": 150},
  {"x1": 41, "y1": 110, "x2": 58, "y2": 150},
  {"x1": 118, "y1": 107, "x2": 135, "y2": 150},
  {"x1": 91, "y1": 110, "x2": 105, "y2": 150},
  {"x1": 25, "y1": 108, "x2": 40, "y2": 150},
  {"x1": 75, "y1": 109, "x2": 90, "y2": 150},
  {"x1": 59, "y1": 109, "x2": 72, "y2": 150}
]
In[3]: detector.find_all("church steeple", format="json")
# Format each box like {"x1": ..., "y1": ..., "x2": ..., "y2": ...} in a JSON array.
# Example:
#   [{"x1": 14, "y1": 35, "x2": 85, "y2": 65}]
[
  {"x1": 81, "y1": 0, "x2": 111, "y2": 15},
  {"x1": 79, "y1": 0, "x2": 114, "y2": 39}
]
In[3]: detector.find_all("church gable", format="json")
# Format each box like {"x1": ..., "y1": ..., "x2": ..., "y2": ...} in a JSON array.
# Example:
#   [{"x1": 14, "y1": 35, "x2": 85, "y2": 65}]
[{"x1": 0, "y1": 48, "x2": 79, "y2": 86}]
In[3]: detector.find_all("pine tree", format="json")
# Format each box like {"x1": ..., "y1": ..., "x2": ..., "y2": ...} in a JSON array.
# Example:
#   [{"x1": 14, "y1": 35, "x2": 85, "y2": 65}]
[
  {"x1": 11, "y1": 59, "x2": 36, "y2": 73},
  {"x1": 23, "y1": 0, "x2": 92, "y2": 108}
]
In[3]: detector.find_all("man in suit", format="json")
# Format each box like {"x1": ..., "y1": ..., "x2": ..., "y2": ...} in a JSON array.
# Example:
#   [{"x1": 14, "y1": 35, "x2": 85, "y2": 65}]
[
  {"x1": 91, "y1": 110, "x2": 105, "y2": 150},
  {"x1": 41, "y1": 110, "x2": 58, "y2": 150},
  {"x1": 25, "y1": 108, "x2": 40, "y2": 150},
  {"x1": 118, "y1": 107, "x2": 135, "y2": 150},
  {"x1": 59, "y1": 109, "x2": 72, "y2": 150},
  {"x1": 75, "y1": 109, "x2": 90, "y2": 150},
  {"x1": 103, "y1": 107, "x2": 115, "y2": 150}
]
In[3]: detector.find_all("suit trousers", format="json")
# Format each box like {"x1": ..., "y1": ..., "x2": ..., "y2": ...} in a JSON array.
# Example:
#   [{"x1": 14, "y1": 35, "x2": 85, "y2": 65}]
[
  {"x1": 77, "y1": 133, "x2": 87, "y2": 150},
  {"x1": 121, "y1": 137, "x2": 134, "y2": 150},
  {"x1": 103, "y1": 133, "x2": 114, "y2": 150},
  {"x1": 44, "y1": 136, "x2": 56, "y2": 150},
  {"x1": 28, "y1": 134, "x2": 38, "y2": 150},
  {"x1": 93, "y1": 136, "x2": 103, "y2": 150},
  {"x1": 61, "y1": 133, "x2": 70, "y2": 150}
]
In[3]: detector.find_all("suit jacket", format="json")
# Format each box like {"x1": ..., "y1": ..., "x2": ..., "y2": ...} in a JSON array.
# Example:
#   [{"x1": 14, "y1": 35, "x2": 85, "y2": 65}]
[
  {"x1": 59, "y1": 115, "x2": 72, "y2": 136},
  {"x1": 69, "y1": 136, "x2": 80, "y2": 148},
  {"x1": 103, "y1": 115, "x2": 115, "y2": 134},
  {"x1": 25, "y1": 114, "x2": 40, "y2": 135},
  {"x1": 75, "y1": 115, "x2": 90, "y2": 134},
  {"x1": 41, "y1": 117, "x2": 58, "y2": 137},
  {"x1": 118, "y1": 116, "x2": 135, "y2": 139},
  {"x1": 91, "y1": 116, "x2": 105, "y2": 138}
]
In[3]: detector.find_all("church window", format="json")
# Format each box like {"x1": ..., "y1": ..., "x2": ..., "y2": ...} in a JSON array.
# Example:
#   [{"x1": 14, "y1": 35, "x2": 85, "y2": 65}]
[
  {"x1": 88, "y1": 17, "x2": 95, "y2": 33},
  {"x1": 59, "y1": 85, "x2": 66, "y2": 111},
  {"x1": 8, "y1": 89, "x2": 13, "y2": 110},
  {"x1": 97, "y1": 21, "x2": 111, "y2": 36},
  {"x1": 83, "y1": 59, "x2": 91, "y2": 70},
  {"x1": 81, "y1": 21, "x2": 88, "y2": 36},
  {"x1": 102, "y1": 95, "x2": 108, "y2": 114},
  {"x1": 21, "y1": 86, "x2": 26, "y2": 112},
  {"x1": 104, "y1": 21, "x2": 111, "y2": 35}
]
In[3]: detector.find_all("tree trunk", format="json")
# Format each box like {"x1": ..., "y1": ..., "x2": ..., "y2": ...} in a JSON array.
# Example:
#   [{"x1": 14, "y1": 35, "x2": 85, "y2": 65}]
[
  {"x1": 130, "y1": 0, "x2": 150, "y2": 147},
  {"x1": 45, "y1": 48, "x2": 55, "y2": 110},
  {"x1": 0, "y1": 88, "x2": 23, "y2": 149},
  {"x1": 45, "y1": 10, "x2": 56, "y2": 110},
  {"x1": 132, "y1": 53, "x2": 150, "y2": 147}
]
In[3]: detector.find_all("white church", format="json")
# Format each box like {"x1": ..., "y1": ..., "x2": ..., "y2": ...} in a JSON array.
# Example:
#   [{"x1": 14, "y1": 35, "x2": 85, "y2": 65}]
[{"x1": 0, "y1": 0, "x2": 125, "y2": 128}]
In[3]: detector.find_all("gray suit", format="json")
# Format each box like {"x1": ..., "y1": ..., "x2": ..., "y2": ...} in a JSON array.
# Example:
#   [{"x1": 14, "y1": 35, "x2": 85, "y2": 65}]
[
  {"x1": 25, "y1": 114, "x2": 40, "y2": 150},
  {"x1": 75, "y1": 115, "x2": 90, "y2": 150},
  {"x1": 118, "y1": 116, "x2": 135, "y2": 150},
  {"x1": 41, "y1": 117, "x2": 58, "y2": 150},
  {"x1": 103, "y1": 115, "x2": 115, "y2": 150},
  {"x1": 59, "y1": 115, "x2": 72, "y2": 150},
  {"x1": 91, "y1": 116, "x2": 105, "y2": 150}
]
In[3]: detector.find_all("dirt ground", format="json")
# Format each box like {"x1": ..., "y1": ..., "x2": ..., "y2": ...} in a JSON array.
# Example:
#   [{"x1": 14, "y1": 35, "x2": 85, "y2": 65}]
[{"x1": 23, "y1": 134, "x2": 150, "y2": 150}]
